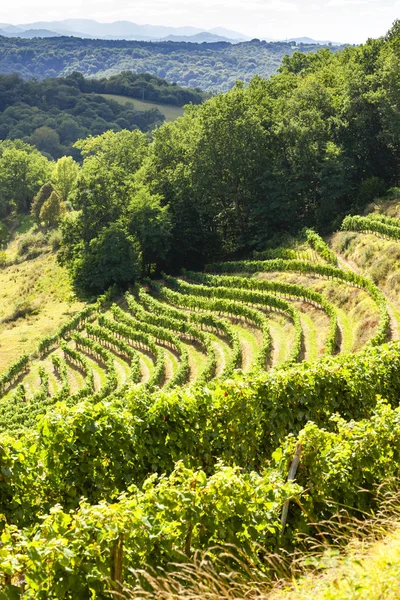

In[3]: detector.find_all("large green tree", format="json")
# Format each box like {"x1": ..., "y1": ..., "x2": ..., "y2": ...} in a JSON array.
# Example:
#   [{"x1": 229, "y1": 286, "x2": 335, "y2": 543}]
[
  {"x1": 60, "y1": 130, "x2": 153, "y2": 293},
  {"x1": 126, "y1": 185, "x2": 171, "y2": 275},
  {"x1": 0, "y1": 141, "x2": 51, "y2": 216},
  {"x1": 69, "y1": 223, "x2": 141, "y2": 295},
  {"x1": 51, "y1": 156, "x2": 80, "y2": 203}
]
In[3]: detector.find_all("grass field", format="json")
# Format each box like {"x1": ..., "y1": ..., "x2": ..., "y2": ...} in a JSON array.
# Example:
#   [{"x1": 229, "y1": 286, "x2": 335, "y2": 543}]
[
  {"x1": 269, "y1": 526, "x2": 400, "y2": 600},
  {"x1": 99, "y1": 93, "x2": 185, "y2": 122},
  {"x1": 0, "y1": 219, "x2": 84, "y2": 371}
]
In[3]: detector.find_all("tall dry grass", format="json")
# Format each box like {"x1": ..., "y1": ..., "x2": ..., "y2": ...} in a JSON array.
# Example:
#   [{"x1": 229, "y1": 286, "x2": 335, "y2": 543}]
[{"x1": 111, "y1": 486, "x2": 400, "y2": 600}]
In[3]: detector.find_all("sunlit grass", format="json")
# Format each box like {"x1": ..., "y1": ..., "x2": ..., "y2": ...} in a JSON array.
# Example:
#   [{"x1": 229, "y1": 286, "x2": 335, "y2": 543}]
[
  {"x1": 0, "y1": 252, "x2": 84, "y2": 372},
  {"x1": 98, "y1": 93, "x2": 184, "y2": 122}
]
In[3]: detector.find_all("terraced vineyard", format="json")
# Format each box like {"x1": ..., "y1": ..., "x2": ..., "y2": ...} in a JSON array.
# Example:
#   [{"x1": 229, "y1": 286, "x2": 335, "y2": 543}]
[
  {"x1": 0, "y1": 226, "x2": 397, "y2": 436},
  {"x1": 5, "y1": 218, "x2": 400, "y2": 596}
]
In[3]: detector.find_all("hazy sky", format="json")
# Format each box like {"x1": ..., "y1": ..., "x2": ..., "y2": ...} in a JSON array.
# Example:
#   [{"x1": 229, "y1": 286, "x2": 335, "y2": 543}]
[{"x1": 1, "y1": 0, "x2": 399, "y2": 43}]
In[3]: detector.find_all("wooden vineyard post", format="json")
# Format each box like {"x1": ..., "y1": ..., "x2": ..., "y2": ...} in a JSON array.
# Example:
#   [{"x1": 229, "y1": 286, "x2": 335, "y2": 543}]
[
  {"x1": 280, "y1": 443, "x2": 302, "y2": 535},
  {"x1": 110, "y1": 533, "x2": 124, "y2": 591}
]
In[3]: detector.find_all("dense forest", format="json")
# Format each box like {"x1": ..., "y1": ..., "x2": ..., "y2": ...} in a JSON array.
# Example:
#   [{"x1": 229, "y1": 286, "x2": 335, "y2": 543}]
[
  {"x1": 0, "y1": 72, "x2": 204, "y2": 159},
  {"x1": 1, "y1": 24, "x2": 400, "y2": 293},
  {"x1": 61, "y1": 22, "x2": 400, "y2": 292},
  {"x1": 78, "y1": 71, "x2": 205, "y2": 104},
  {"x1": 0, "y1": 35, "x2": 342, "y2": 91}
]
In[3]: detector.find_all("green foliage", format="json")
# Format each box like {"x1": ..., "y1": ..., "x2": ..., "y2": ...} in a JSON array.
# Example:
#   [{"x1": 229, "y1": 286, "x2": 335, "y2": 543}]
[
  {"x1": 0, "y1": 354, "x2": 29, "y2": 396},
  {"x1": 0, "y1": 460, "x2": 296, "y2": 597},
  {"x1": 31, "y1": 182, "x2": 55, "y2": 222},
  {"x1": 0, "y1": 74, "x2": 167, "y2": 159},
  {"x1": 0, "y1": 38, "x2": 333, "y2": 92},
  {"x1": 0, "y1": 140, "x2": 51, "y2": 215},
  {"x1": 69, "y1": 223, "x2": 141, "y2": 294},
  {"x1": 303, "y1": 228, "x2": 338, "y2": 265},
  {"x1": 39, "y1": 190, "x2": 66, "y2": 228},
  {"x1": 60, "y1": 131, "x2": 173, "y2": 293},
  {"x1": 126, "y1": 186, "x2": 172, "y2": 275},
  {"x1": 51, "y1": 156, "x2": 80, "y2": 202},
  {"x1": 29, "y1": 125, "x2": 62, "y2": 159},
  {"x1": 342, "y1": 214, "x2": 400, "y2": 240},
  {"x1": 288, "y1": 400, "x2": 400, "y2": 521}
]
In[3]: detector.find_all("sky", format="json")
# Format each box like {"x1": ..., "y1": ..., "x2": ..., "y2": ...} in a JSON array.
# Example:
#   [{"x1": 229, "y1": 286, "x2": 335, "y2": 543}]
[{"x1": 0, "y1": 0, "x2": 399, "y2": 43}]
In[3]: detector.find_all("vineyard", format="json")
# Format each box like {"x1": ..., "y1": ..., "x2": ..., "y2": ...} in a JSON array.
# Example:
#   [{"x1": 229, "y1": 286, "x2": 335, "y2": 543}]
[{"x1": 2, "y1": 220, "x2": 400, "y2": 597}]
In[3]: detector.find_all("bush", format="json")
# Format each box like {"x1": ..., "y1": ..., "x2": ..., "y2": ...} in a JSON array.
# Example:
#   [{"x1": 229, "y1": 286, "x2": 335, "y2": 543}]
[
  {"x1": 369, "y1": 258, "x2": 392, "y2": 284},
  {"x1": 1, "y1": 299, "x2": 38, "y2": 323},
  {"x1": 48, "y1": 229, "x2": 62, "y2": 251},
  {"x1": 334, "y1": 231, "x2": 357, "y2": 254},
  {"x1": 17, "y1": 230, "x2": 47, "y2": 257},
  {"x1": 39, "y1": 191, "x2": 66, "y2": 228}
]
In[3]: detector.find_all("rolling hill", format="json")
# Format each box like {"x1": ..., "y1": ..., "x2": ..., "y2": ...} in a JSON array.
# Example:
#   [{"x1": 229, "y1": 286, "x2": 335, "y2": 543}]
[{"x1": 0, "y1": 35, "x2": 340, "y2": 91}]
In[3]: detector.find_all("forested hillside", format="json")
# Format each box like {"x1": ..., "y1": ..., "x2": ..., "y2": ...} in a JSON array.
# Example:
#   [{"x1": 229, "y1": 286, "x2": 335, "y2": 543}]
[
  {"x1": 1, "y1": 24, "x2": 400, "y2": 290},
  {"x1": 0, "y1": 35, "x2": 341, "y2": 91},
  {"x1": 2, "y1": 20, "x2": 400, "y2": 600},
  {"x1": 0, "y1": 72, "x2": 205, "y2": 159},
  {"x1": 50, "y1": 22, "x2": 400, "y2": 292}
]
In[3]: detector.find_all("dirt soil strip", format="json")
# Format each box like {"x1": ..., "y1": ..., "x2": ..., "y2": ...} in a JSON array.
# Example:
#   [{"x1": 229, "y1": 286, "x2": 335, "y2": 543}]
[
  {"x1": 211, "y1": 339, "x2": 226, "y2": 378},
  {"x1": 268, "y1": 315, "x2": 291, "y2": 367},
  {"x1": 114, "y1": 358, "x2": 128, "y2": 386},
  {"x1": 139, "y1": 355, "x2": 151, "y2": 384},
  {"x1": 163, "y1": 349, "x2": 176, "y2": 386}
]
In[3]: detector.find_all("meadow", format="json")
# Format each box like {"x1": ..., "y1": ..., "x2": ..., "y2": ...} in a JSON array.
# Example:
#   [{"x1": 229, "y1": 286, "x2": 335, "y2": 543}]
[{"x1": 99, "y1": 93, "x2": 185, "y2": 121}]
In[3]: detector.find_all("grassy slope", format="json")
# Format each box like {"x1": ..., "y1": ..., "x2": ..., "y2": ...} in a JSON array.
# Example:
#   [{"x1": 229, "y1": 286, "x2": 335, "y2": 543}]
[
  {"x1": 99, "y1": 93, "x2": 184, "y2": 122},
  {"x1": 257, "y1": 272, "x2": 378, "y2": 353},
  {"x1": 270, "y1": 527, "x2": 400, "y2": 600},
  {"x1": 0, "y1": 220, "x2": 84, "y2": 371},
  {"x1": 126, "y1": 523, "x2": 400, "y2": 599}
]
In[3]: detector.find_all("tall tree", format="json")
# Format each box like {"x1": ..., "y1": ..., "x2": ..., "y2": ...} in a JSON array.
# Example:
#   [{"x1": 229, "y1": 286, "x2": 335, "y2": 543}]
[
  {"x1": 0, "y1": 142, "x2": 51, "y2": 215},
  {"x1": 126, "y1": 185, "x2": 171, "y2": 275},
  {"x1": 39, "y1": 190, "x2": 66, "y2": 228},
  {"x1": 51, "y1": 156, "x2": 80, "y2": 203}
]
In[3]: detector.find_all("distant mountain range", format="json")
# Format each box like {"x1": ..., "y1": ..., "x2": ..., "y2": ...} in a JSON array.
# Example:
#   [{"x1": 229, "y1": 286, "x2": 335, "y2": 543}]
[
  {"x1": 287, "y1": 36, "x2": 342, "y2": 46},
  {"x1": 0, "y1": 20, "x2": 247, "y2": 43},
  {"x1": 0, "y1": 20, "x2": 343, "y2": 45}
]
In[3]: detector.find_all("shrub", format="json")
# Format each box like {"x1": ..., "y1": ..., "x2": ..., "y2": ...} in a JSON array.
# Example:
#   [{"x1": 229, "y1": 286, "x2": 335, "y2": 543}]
[
  {"x1": 369, "y1": 258, "x2": 392, "y2": 285},
  {"x1": 30, "y1": 182, "x2": 55, "y2": 222},
  {"x1": 39, "y1": 191, "x2": 66, "y2": 228},
  {"x1": 48, "y1": 229, "x2": 62, "y2": 251},
  {"x1": 1, "y1": 299, "x2": 38, "y2": 323},
  {"x1": 17, "y1": 230, "x2": 47, "y2": 257}
]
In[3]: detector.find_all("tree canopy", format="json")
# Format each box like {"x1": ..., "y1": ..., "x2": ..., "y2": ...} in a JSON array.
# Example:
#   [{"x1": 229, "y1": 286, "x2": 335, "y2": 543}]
[
  {"x1": 0, "y1": 73, "x2": 170, "y2": 158},
  {"x1": 5, "y1": 22, "x2": 400, "y2": 294},
  {"x1": 0, "y1": 36, "x2": 341, "y2": 92}
]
